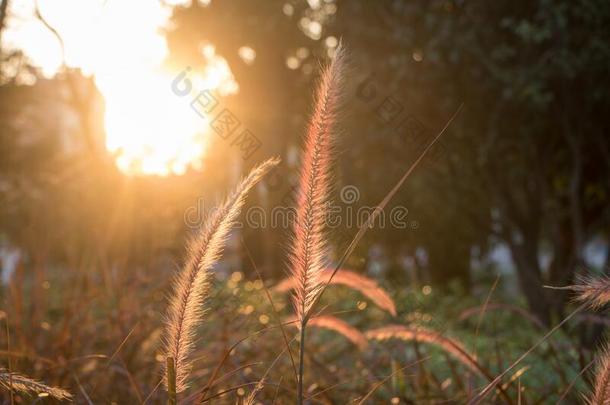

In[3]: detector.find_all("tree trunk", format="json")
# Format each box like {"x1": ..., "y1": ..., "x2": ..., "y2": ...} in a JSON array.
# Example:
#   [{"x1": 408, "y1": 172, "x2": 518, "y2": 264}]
[
  {"x1": 508, "y1": 239, "x2": 551, "y2": 326},
  {"x1": 547, "y1": 220, "x2": 577, "y2": 321}
]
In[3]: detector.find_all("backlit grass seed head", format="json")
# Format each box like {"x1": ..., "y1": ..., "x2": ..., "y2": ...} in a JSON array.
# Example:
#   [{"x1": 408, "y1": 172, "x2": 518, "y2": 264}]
[
  {"x1": 306, "y1": 315, "x2": 368, "y2": 350},
  {"x1": 289, "y1": 42, "x2": 345, "y2": 325},
  {"x1": 162, "y1": 157, "x2": 279, "y2": 392},
  {"x1": 569, "y1": 276, "x2": 610, "y2": 310},
  {"x1": 366, "y1": 325, "x2": 484, "y2": 377},
  {"x1": 588, "y1": 344, "x2": 610, "y2": 405},
  {"x1": 276, "y1": 268, "x2": 396, "y2": 316},
  {"x1": 0, "y1": 369, "x2": 72, "y2": 401}
]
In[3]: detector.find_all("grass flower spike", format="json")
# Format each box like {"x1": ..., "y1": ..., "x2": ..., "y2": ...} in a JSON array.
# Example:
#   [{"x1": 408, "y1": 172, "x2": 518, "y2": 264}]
[
  {"x1": 162, "y1": 157, "x2": 279, "y2": 393},
  {"x1": 289, "y1": 43, "x2": 345, "y2": 327}
]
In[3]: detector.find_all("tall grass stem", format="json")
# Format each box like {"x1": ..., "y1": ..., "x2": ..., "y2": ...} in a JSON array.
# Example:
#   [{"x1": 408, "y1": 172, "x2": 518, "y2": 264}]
[
  {"x1": 297, "y1": 325, "x2": 306, "y2": 405},
  {"x1": 166, "y1": 357, "x2": 176, "y2": 405}
]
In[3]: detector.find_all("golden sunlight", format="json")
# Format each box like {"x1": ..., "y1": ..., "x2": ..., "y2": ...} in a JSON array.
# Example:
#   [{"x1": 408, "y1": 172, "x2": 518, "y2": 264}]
[
  {"x1": 4, "y1": 0, "x2": 237, "y2": 176},
  {"x1": 102, "y1": 70, "x2": 209, "y2": 176}
]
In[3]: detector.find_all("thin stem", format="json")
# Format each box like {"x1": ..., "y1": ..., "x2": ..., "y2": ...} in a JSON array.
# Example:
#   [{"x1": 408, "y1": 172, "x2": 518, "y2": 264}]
[
  {"x1": 297, "y1": 324, "x2": 306, "y2": 405},
  {"x1": 313, "y1": 104, "x2": 464, "y2": 313},
  {"x1": 167, "y1": 357, "x2": 177, "y2": 405}
]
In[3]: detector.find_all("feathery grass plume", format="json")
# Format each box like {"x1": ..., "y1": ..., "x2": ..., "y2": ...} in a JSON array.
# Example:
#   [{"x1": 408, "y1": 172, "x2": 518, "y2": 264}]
[
  {"x1": 366, "y1": 325, "x2": 484, "y2": 377},
  {"x1": 0, "y1": 369, "x2": 72, "y2": 401},
  {"x1": 276, "y1": 268, "x2": 396, "y2": 316},
  {"x1": 162, "y1": 157, "x2": 280, "y2": 393},
  {"x1": 567, "y1": 275, "x2": 610, "y2": 310},
  {"x1": 288, "y1": 42, "x2": 345, "y2": 405},
  {"x1": 288, "y1": 43, "x2": 345, "y2": 326},
  {"x1": 302, "y1": 315, "x2": 368, "y2": 350},
  {"x1": 589, "y1": 345, "x2": 610, "y2": 405}
]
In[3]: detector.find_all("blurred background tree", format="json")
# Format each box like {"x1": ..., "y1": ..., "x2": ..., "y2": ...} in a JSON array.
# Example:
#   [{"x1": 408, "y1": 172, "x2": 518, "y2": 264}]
[
  {"x1": 0, "y1": 0, "x2": 609, "y2": 329},
  {"x1": 331, "y1": 0, "x2": 610, "y2": 325}
]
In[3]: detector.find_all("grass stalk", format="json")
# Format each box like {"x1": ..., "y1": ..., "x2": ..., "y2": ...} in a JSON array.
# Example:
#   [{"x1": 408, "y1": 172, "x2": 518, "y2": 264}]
[
  {"x1": 297, "y1": 324, "x2": 306, "y2": 405},
  {"x1": 166, "y1": 357, "x2": 176, "y2": 405}
]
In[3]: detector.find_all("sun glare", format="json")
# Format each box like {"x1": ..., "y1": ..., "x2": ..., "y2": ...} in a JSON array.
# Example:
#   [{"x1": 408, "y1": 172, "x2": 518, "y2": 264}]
[
  {"x1": 102, "y1": 70, "x2": 209, "y2": 176},
  {"x1": 4, "y1": 0, "x2": 238, "y2": 176}
]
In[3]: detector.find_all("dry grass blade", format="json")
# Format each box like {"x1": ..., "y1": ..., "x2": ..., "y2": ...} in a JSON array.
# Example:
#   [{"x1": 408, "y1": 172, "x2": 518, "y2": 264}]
[
  {"x1": 243, "y1": 343, "x2": 290, "y2": 405},
  {"x1": 286, "y1": 315, "x2": 368, "y2": 350},
  {"x1": 354, "y1": 358, "x2": 429, "y2": 405},
  {"x1": 588, "y1": 345, "x2": 610, "y2": 405},
  {"x1": 0, "y1": 369, "x2": 72, "y2": 401},
  {"x1": 195, "y1": 319, "x2": 300, "y2": 403},
  {"x1": 200, "y1": 381, "x2": 321, "y2": 404},
  {"x1": 556, "y1": 358, "x2": 594, "y2": 404},
  {"x1": 288, "y1": 43, "x2": 345, "y2": 326},
  {"x1": 368, "y1": 325, "x2": 514, "y2": 404},
  {"x1": 308, "y1": 315, "x2": 368, "y2": 350},
  {"x1": 275, "y1": 268, "x2": 396, "y2": 316},
  {"x1": 460, "y1": 301, "x2": 574, "y2": 389},
  {"x1": 467, "y1": 302, "x2": 586, "y2": 405},
  {"x1": 366, "y1": 325, "x2": 483, "y2": 377},
  {"x1": 162, "y1": 157, "x2": 280, "y2": 393},
  {"x1": 459, "y1": 303, "x2": 546, "y2": 330},
  {"x1": 242, "y1": 239, "x2": 298, "y2": 382}
]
